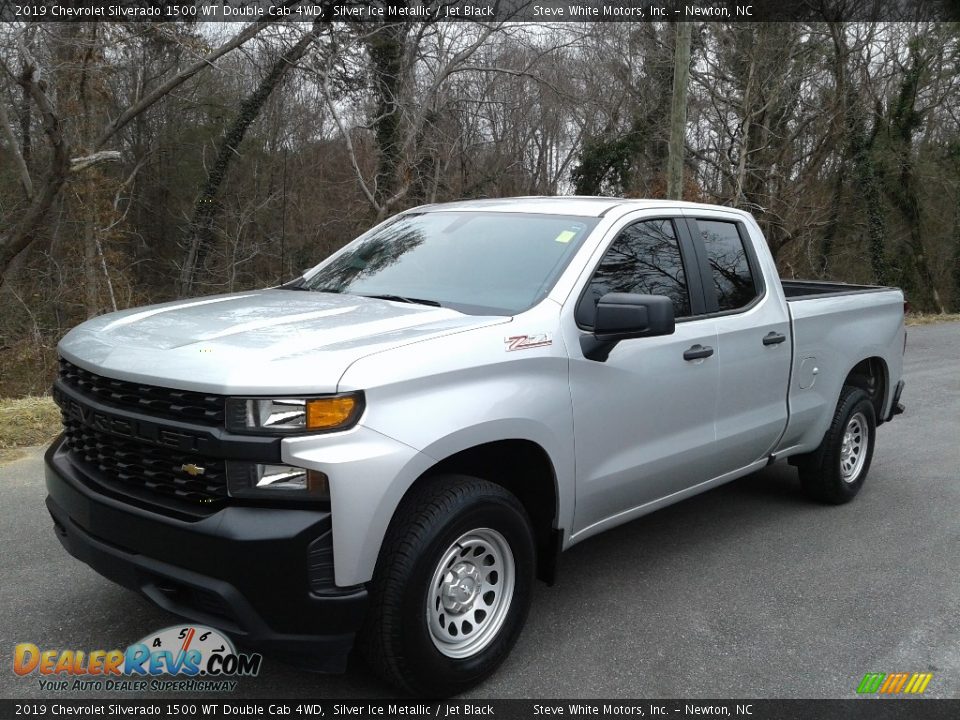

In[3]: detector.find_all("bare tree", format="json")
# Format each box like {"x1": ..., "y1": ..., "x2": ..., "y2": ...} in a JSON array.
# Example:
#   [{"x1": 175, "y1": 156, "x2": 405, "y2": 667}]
[
  {"x1": 178, "y1": 22, "x2": 325, "y2": 297},
  {"x1": 667, "y1": 22, "x2": 692, "y2": 200},
  {"x1": 0, "y1": 20, "x2": 272, "y2": 282}
]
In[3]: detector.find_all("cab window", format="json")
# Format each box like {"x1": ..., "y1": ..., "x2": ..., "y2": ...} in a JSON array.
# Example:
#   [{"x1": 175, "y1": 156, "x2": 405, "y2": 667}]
[
  {"x1": 577, "y1": 219, "x2": 691, "y2": 326},
  {"x1": 697, "y1": 220, "x2": 759, "y2": 312}
]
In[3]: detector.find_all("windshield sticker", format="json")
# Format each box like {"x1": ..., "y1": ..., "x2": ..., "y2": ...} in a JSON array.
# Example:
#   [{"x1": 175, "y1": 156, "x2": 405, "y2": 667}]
[{"x1": 554, "y1": 230, "x2": 577, "y2": 243}]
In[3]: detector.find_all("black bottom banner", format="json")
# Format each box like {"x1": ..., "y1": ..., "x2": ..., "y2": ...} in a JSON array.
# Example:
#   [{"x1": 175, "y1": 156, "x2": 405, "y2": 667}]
[{"x1": 2, "y1": 699, "x2": 959, "y2": 720}]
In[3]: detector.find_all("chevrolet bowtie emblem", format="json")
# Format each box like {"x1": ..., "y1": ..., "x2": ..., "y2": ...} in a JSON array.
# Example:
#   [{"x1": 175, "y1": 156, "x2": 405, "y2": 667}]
[{"x1": 180, "y1": 463, "x2": 206, "y2": 477}]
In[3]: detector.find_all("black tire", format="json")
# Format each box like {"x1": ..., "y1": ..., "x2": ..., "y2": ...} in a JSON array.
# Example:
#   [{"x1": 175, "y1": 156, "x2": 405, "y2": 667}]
[
  {"x1": 797, "y1": 385, "x2": 877, "y2": 504},
  {"x1": 359, "y1": 474, "x2": 535, "y2": 697}
]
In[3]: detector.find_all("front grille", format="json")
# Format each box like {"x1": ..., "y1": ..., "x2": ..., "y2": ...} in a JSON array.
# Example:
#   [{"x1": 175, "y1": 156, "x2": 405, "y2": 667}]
[
  {"x1": 58, "y1": 358, "x2": 225, "y2": 426},
  {"x1": 62, "y1": 415, "x2": 228, "y2": 507}
]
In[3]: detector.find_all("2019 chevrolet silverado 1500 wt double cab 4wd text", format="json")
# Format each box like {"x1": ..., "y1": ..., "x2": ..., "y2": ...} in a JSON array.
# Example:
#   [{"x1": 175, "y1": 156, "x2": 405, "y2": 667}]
[{"x1": 46, "y1": 197, "x2": 906, "y2": 695}]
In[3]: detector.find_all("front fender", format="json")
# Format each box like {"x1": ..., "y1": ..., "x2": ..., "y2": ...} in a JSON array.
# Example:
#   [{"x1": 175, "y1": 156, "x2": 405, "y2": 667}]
[
  {"x1": 282, "y1": 426, "x2": 436, "y2": 587},
  {"x1": 321, "y1": 310, "x2": 575, "y2": 584}
]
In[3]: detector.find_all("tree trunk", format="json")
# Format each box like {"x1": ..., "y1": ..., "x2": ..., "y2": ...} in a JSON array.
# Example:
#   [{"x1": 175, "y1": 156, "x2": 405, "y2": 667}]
[
  {"x1": 819, "y1": 22, "x2": 851, "y2": 277},
  {"x1": 19, "y1": 62, "x2": 31, "y2": 164},
  {"x1": 733, "y1": 51, "x2": 756, "y2": 206},
  {"x1": 849, "y1": 123, "x2": 889, "y2": 287},
  {"x1": 0, "y1": 62, "x2": 70, "y2": 279},
  {"x1": 83, "y1": 204, "x2": 100, "y2": 318},
  {"x1": 179, "y1": 24, "x2": 321, "y2": 297},
  {"x1": 952, "y1": 196, "x2": 960, "y2": 311},
  {"x1": 366, "y1": 22, "x2": 410, "y2": 207},
  {"x1": 667, "y1": 22, "x2": 692, "y2": 200},
  {"x1": 883, "y1": 44, "x2": 944, "y2": 312},
  {"x1": 819, "y1": 166, "x2": 846, "y2": 276},
  {"x1": 829, "y1": 25, "x2": 887, "y2": 287}
]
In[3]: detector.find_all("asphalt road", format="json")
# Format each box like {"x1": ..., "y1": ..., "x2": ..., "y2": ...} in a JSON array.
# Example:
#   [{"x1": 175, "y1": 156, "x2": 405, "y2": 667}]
[{"x1": 2, "y1": 321, "x2": 958, "y2": 700}]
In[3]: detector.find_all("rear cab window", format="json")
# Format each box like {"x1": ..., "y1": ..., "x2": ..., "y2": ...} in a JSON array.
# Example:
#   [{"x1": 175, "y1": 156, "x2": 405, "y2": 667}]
[{"x1": 695, "y1": 219, "x2": 761, "y2": 313}]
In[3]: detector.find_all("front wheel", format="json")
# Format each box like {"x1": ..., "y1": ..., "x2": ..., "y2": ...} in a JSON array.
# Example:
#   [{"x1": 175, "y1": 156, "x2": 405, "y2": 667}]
[
  {"x1": 798, "y1": 385, "x2": 877, "y2": 504},
  {"x1": 359, "y1": 475, "x2": 535, "y2": 696}
]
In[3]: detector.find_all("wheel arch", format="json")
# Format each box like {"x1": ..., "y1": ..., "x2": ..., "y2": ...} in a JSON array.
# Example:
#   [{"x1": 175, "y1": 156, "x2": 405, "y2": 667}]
[
  {"x1": 391, "y1": 439, "x2": 562, "y2": 586},
  {"x1": 843, "y1": 356, "x2": 889, "y2": 423}
]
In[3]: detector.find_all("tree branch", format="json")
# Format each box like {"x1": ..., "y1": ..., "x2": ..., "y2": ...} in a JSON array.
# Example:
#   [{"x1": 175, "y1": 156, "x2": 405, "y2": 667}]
[
  {"x1": 70, "y1": 150, "x2": 122, "y2": 173},
  {"x1": 93, "y1": 20, "x2": 272, "y2": 151},
  {"x1": 0, "y1": 39, "x2": 70, "y2": 278},
  {"x1": 322, "y1": 62, "x2": 381, "y2": 214},
  {"x1": 0, "y1": 97, "x2": 33, "y2": 200}
]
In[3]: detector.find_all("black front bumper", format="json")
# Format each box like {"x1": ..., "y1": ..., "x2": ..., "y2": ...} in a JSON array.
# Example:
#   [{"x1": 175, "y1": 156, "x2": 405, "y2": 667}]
[{"x1": 45, "y1": 439, "x2": 367, "y2": 672}]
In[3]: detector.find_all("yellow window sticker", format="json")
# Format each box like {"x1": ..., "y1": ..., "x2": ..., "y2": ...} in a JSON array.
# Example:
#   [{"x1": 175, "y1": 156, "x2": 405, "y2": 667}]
[{"x1": 554, "y1": 230, "x2": 577, "y2": 243}]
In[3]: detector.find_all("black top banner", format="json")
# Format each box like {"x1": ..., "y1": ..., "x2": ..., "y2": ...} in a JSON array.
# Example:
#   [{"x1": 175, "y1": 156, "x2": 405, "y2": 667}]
[{"x1": 1, "y1": 0, "x2": 958, "y2": 22}]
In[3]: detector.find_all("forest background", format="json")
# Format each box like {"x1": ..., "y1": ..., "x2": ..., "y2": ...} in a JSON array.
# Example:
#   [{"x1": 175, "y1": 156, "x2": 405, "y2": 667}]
[{"x1": 1, "y1": 15, "x2": 958, "y2": 400}]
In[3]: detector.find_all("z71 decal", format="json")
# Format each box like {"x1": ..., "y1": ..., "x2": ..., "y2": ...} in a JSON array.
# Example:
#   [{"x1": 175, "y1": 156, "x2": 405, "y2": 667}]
[{"x1": 504, "y1": 334, "x2": 553, "y2": 351}]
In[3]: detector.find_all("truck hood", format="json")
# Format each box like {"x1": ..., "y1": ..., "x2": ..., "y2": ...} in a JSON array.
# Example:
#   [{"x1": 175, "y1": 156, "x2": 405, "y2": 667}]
[{"x1": 59, "y1": 289, "x2": 508, "y2": 394}]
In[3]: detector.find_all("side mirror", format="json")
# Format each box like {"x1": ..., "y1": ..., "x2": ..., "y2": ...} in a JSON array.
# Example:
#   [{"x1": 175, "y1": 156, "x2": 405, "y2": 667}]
[
  {"x1": 594, "y1": 293, "x2": 675, "y2": 339},
  {"x1": 581, "y1": 293, "x2": 675, "y2": 362}
]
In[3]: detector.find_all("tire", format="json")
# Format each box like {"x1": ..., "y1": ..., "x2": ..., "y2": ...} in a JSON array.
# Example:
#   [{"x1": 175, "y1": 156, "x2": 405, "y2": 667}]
[
  {"x1": 359, "y1": 474, "x2": 535, "y2": 697},
  {"x1": 797, "y1": 385, "x2": 877, "y2": 504}
]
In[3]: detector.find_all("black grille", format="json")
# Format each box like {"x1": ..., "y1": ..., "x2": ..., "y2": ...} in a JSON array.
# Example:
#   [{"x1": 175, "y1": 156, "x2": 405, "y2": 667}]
[
  {"x1": 58, "y1": 358, "x2": 225, "y2": 426},
  {"x1": 62, "y1": 415, "x2": 228, "y2": 506}
]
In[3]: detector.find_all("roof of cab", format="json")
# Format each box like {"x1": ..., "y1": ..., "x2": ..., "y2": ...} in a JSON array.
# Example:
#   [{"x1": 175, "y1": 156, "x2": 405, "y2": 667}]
[{"x1": 409, "y1": 196, "x2": 746, "y2": 218}]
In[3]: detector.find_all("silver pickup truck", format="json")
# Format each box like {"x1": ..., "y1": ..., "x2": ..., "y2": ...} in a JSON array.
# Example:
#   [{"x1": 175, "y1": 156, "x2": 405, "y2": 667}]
[{"x1": 45, "y1": 197, "x2": 905, "y2": 695}]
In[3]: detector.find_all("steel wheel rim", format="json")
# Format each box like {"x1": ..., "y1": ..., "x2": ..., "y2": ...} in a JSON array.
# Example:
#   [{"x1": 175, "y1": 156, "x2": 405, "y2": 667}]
[
  {"x1": 840, "y1": 412, "x2": 868, "y2": 482},
  {"x1": 427, "y1": 527, "x2": 515, "y2": 659}
]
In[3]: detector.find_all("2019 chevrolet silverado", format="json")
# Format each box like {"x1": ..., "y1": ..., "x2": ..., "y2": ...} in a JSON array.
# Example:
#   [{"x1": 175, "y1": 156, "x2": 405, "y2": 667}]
[{"x1": 45, "y1": 197, "x2": 906, "y2": 695}]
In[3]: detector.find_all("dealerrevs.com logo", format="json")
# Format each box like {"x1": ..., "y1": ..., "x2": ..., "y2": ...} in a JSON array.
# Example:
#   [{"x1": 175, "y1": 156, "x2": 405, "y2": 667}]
[{"x1": 13, "y1": 625, "x2": 262, "y2": 692}]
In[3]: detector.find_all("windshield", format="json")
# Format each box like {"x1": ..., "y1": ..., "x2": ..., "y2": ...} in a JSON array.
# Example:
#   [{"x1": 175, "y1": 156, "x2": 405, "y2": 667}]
[{"x1": 301, "y1": 211, "x2": 598, "y2": 315}]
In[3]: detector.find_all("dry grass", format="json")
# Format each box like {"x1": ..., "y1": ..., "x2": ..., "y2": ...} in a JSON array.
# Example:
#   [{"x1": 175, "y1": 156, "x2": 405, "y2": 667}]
[
  {"x1": 0, "y1": 342, "x2": 59, "y2": 398},
  {"x1": 905, "y1": 313, "x2": 960, "y2": 326},
  {"x1": 0, "y1": 396, "x2": 61, "y2": 463}
]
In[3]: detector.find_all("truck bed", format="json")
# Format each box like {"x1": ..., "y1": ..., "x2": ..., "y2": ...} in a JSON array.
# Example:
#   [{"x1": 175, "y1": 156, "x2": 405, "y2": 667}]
[
  {"x1": 776, "y1": 282, "x2": 905, "y2": 458},
  {"x1": 782, "y1": 279, "x2": 892, "y2": 301}
]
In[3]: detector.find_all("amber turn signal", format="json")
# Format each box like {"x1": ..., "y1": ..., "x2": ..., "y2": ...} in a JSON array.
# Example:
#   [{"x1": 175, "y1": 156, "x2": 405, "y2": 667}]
[{"x1": 306, "y1": 395, "x2": 359, "y2": 430}]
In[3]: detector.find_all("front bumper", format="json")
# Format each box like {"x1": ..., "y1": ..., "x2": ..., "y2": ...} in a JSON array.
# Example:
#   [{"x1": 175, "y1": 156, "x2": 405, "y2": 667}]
[{"x1": 44, "y1": 439, "x2": 367, "y2": 672}]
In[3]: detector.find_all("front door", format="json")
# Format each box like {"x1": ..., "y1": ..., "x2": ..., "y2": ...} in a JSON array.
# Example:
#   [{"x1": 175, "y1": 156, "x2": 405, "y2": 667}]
[{"x1": 567, "y1": 217, "x2": 720, "y2": 537}]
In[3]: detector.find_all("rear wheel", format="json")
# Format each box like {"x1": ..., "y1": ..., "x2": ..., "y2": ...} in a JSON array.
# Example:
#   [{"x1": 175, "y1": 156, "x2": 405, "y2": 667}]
[
  {"x1": 797, "y1": 385, "x2": 877, "y2": 504},
  {"x1": 360, "y1": 475, "x2": 535, "y2": 696}
]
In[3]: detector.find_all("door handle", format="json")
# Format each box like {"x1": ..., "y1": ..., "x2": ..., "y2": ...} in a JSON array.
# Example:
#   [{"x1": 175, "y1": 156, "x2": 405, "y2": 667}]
[
  {"x1": 763, "y1": 331, "x2": 787, "y2": 346},
  {"x1": 683, "y1": 344, "x2": 714, "y2": 361}
]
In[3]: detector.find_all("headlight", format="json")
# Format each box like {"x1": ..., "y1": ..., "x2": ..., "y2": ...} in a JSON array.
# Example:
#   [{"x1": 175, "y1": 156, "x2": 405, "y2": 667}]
[
  {"x1": 227, "y1": 462, "x2": 330, "y2": 500},
  {"x1": 225, "y1": 393, "x2": 363, "y2": 434}
]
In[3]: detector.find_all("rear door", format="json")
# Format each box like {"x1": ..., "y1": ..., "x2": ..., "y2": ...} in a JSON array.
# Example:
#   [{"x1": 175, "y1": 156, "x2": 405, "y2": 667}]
[
  {"x1": 683, "y1": 213, "x2": 792, "y2": 472},
  {"x1": 565, "y1": 215, "x2": 720, "y2": 537}
]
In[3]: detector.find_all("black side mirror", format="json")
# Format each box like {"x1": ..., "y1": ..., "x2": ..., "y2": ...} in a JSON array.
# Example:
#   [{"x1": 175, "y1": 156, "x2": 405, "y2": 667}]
[{"x1": 581, "y1": 293, "x2": 675, "y2": 362}]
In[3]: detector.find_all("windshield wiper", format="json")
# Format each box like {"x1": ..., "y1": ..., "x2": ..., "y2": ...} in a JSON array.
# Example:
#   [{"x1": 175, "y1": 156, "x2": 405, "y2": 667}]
[
  {"x1": 361, "y1": 294, "x2": 441, "y2": 307},
  {"x1": 281, "y1": 282, "x2": 347, "y2": 294},
  {"x1": 281, "y1": 284, "x2": 439, "y2": 306}
]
